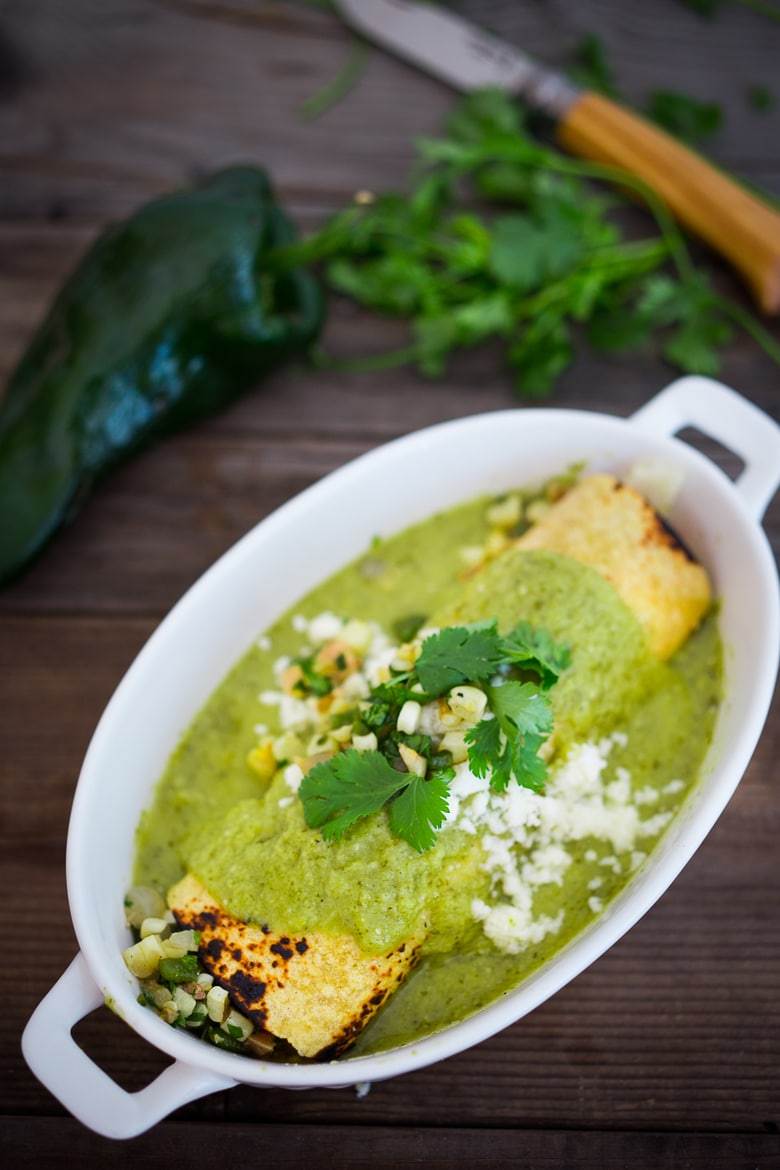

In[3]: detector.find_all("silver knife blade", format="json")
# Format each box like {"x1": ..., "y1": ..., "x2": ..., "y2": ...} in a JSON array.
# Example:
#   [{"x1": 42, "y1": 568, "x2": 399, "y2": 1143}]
[{"x1": 334, "y1": 0, "x2": 580, "y2": 118}]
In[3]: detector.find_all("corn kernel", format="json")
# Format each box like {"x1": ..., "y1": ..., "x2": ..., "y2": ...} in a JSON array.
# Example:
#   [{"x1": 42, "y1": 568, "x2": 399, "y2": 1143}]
[
  {"x1": 247, "y1": 741, "x2": 276, "y2": 782},
  {"x1": 340, "y1": 619, "x2": 373, "y2": 653},
  {"x1": 396, "y1": 700, "x2": 422, "y2": 735},
  {"x1": 440, "y1": 730, "x2": 469, "y2": 764},
  {"x1": 447, "y1": 685, "x2": 488, "y2": 723},
  {"x1": 486, "y1": 493, "x2": 522, "y2": 529},
  {"x1": 458, "y1": 545, "x2": 485, "y2": 570},
  {"x1": 352, "y1": 731, "x2": 378, "y2": 752},
  {"x1": 398, "y1": 742, "x2": 427, "y2": 777}
]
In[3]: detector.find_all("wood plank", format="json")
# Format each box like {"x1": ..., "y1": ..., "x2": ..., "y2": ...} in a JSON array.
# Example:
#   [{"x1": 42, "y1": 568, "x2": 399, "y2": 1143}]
[
  {"x1": 1, "y1": 0, "x2": 779, "y2": 219},
  {"x1": 4, "y1": 1116, "x2": 780, "y2": 1169}
]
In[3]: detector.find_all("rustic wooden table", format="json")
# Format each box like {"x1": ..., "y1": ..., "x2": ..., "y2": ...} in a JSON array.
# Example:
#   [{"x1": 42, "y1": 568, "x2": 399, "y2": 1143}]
[{"x1": 2, "y1": 1, "x2": 779, "y2": 1166}]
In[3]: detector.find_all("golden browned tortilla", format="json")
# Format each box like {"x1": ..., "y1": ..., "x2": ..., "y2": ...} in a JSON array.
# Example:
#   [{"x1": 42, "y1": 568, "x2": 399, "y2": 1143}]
[
  {"x1": 167, "y1": 873, "x2": 423, "y2": 1060},
  {"x1": 515, "y1": 474, "x2": 711, "y2": 659}
]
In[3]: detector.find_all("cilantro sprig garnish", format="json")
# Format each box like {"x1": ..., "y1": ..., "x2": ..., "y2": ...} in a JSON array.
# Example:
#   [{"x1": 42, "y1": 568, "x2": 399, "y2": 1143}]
[
  {"x1": 271, "y1": 88, "x2": 780, "y2": 395},
  {"x1": 298, "y1": 618, "x2": 570, "y2": 852}
]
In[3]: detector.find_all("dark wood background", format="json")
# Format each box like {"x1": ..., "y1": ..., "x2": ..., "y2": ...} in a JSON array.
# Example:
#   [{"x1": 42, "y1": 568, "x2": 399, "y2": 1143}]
[{"x1": 2, "y1": 1, "x2": 779, "y2": 1166}]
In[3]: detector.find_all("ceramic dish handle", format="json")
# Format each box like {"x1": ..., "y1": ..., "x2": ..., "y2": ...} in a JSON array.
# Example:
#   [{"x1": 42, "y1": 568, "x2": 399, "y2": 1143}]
[
  {"x1": 630, "y1": 375, "x2": 780, "y2": 521},
  {"x1": 22, "y1": 953, "x2": 236, "y2": 1139}
]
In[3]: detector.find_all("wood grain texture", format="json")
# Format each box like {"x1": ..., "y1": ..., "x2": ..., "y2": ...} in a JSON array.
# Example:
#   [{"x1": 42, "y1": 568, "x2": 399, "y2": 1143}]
[{"x1": 2, "y1": 1, "x2": 779, "y2": 1166}]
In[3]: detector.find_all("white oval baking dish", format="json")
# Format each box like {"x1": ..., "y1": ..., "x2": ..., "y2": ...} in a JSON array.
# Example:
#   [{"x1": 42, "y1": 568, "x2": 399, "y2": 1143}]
[{"x1": 22, "y1": 375, "x2": 780, "y2": 1138}]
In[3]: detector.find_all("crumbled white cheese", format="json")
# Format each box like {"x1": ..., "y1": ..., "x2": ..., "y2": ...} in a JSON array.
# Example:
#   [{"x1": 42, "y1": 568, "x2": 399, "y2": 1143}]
[
  {"x1": 472, "y1": 897, "x2": 564, "y2": 953},
  {"x1": 450, "y1": 733, "x2": 667, "y2": 954},
  {"x1": 284, "y1": 763, "x2": 304, "y2": 791},
  {"x1": 307, "y1": 612, "x2": 344, "y2": 643},
  {"x1": 260, "y1": 691, "x2": 315, "y2": 731}
]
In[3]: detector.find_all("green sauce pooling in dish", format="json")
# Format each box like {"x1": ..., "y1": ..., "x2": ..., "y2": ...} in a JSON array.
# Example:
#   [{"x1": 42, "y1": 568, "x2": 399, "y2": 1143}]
[{"x1": 134, "y1": 490, "x2": 721, "y2": 1055}]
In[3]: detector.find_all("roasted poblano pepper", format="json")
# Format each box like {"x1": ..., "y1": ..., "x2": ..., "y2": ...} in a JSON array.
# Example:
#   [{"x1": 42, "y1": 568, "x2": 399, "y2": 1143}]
[{"x1": 0, "y1": 166, "x2": 323, "y2": 585}]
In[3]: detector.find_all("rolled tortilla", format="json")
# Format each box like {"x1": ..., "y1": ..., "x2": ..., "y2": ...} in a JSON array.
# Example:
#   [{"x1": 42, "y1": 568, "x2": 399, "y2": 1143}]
[
  {"x1": 514, "y1": 474, "x2": 711, "y2": 659},
  {"x1": 168, "y1": 873, "x2": 424, "y2": 1060}
]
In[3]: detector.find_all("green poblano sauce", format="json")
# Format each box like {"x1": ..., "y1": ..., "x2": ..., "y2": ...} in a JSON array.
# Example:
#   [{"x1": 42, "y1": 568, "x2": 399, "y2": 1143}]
[{"x1": 134, "y1": 494, "x2": 721, "y2": 1057}]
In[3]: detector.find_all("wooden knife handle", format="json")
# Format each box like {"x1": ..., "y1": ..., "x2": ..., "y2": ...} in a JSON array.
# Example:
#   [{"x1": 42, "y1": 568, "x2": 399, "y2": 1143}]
[{"x1": 556, "y1": 90, "x2": 780, "y2": 314}]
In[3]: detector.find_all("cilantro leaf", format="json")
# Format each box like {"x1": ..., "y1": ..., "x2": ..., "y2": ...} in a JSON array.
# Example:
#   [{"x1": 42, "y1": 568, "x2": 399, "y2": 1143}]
[
  {"x1": 646, "y1": 89, "x2": 724, "y2": 144},
  {"x1": 465, "y1": 683, "x2": 553, "y2": 795},
  {"x1": 568, "y1": 33, "x2": 620, "y2": 99},
  {"x1": 299, "y1": 749, "x2": 409, "y2": 840},
  {"x1": 464, "y1": 717, "x2": 503, "y2": 779},
  {"x1": 488, "y1": 215, "x2": 583, "y2": 293},
  {"x1": 663, "y1": 312, "x2": 733, "y2": 375},
  {"x1": 415, "y1": 622, "x2": 504, "y2": 694},
  {"x1": 748, "y1": 84, "x2": 774, "y2": 113},
  {"x1": 488, "y1": 739, "x2": 515, "y2": 793},
  {"x1": 486, "y1": 681, "x2": 554, "y2": 740},
  {"x1": 466, "y1": 723, "x2": 547, "y2": 794},
  {"x1": 500, "y1": 621, "x2": 571, "y2": 688},
  {"x1": 508, "y1": 313, "x2": 575, "y2": 398},
  {"x1": 389, "y1": 770, "x2": 453, "y2": 853},
  {"x1": 509, "y1": 734, "x2": 549, "y2": 793}
]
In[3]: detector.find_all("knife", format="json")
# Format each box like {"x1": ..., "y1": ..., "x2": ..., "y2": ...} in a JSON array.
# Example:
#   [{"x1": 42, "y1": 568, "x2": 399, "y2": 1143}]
[{"x1": 334, "y1": 0, "x2": 780, "y2": 315}]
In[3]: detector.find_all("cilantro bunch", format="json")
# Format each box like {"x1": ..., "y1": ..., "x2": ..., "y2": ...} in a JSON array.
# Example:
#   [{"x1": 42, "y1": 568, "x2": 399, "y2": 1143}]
[
  {"x1": 273, "y1": 88, "x2": 780, "y2": 396},
  {"x1": 298, "y1": 618, "x2": 570, "y2": 853}
]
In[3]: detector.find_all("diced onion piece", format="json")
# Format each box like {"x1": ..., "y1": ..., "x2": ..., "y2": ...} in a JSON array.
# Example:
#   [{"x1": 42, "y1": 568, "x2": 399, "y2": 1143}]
[
  {"x1": 246, "y1": 1030, "x2": 276, "y2": 1058},
  {"x1": 486, "y1": 494, "x2": 522, "y2": 528},
  {"x1": 206, "y1": 985, "x2": 230, "y2": 1023},
  {"x1": 168, "y1": 929, "x2": 200, "y2": 953},
  {"x1": 123, "y1": 933, "x2": 166, "y2": 979},
  {"x1": 625, "y1": 457, "x2": 686, "y2": 516},
  {"x1": 161, "y1": 939, "x2": 188, "y2": 960},
  {"x1": 139, "y1": 916, "x2": 170, "y2": 939},
  {"x1": 124, "y1": 886, "x2": 167, "y2": 930},
  {"x1": 173, "y1": 986, "x2": 197, "y2": 1019},
  {"x1": 221, "y1": 1009, "x2": 254, "y2": 1041}
]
